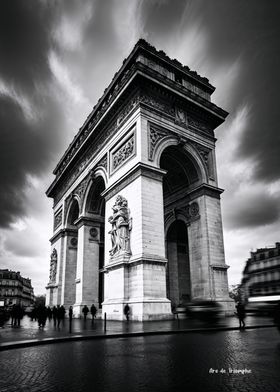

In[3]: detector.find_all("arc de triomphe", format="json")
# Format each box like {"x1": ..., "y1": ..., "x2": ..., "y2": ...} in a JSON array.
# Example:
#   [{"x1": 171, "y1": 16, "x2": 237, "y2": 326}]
[{"x1": 46, "y1": 39, "x2": 233, "y2": 320}]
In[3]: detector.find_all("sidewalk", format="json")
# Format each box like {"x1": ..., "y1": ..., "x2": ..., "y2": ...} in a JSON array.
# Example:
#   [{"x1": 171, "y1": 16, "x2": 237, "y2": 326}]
[{"x1": 0, "y1": 314, "x2": 276, "y2": 351}]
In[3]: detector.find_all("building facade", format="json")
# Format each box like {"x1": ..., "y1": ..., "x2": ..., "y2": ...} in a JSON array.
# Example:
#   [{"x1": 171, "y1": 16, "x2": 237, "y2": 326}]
[
  {"x1": 241, "y1": 242, "x2": 280, "y2": 300},
  {"x1": 46, "y1": 39, "x2": 233, "y2": 320},
  {"x1": 0, "y1": 269, "x2": 35, "y2": 307}
]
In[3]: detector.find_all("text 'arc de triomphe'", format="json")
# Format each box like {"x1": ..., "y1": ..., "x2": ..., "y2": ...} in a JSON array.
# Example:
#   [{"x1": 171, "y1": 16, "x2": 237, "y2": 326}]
[{"x1": 46, "y1": 40, "x2": 233, "y2": 320}]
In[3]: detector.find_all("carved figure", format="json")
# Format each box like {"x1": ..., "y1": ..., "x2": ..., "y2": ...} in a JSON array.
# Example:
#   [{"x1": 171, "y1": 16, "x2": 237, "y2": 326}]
[
  {"x1": 49, "y1": 248, "x2": 57, "y2": 283},
  {"x1": 108, "y1": 195, "x2": 132, "y2": 257}
]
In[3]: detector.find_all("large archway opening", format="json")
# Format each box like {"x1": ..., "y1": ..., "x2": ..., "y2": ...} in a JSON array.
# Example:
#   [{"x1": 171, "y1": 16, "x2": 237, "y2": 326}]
[
  {"x1": 85, "y1": 176, "x2": 105, "y2": 309},
  {"x1": 160, "y1": 145, "x2": 201, "y2": 307},
  {"x1": 166, "y1": 220, "x2": 190, "y2": 306},
  {"x1": 64, "y1": 198, "x2": 80, "y2": 307}
]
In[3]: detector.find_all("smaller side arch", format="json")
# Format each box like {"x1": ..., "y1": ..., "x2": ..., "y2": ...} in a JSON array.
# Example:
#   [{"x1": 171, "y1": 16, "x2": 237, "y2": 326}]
[
  {"x1": 82, "y1": 175, "x2": 106, "y2": 216},
  {"x1": 92, "y1": 166, "x2": 108, "y2": 186},
  {"x1": 164, "y1": 210, "x2": 190, "y2": 237},
  {"x1": 65, "y1": 196, "x2": 80, "y2": 227}
]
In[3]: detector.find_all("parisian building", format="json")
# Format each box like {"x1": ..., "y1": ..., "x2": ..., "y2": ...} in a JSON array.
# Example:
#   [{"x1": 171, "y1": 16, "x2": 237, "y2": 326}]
[
  {"x1": 46, "y1": 39, "x2": 233, "y2": 320},
  {"x1": 0, "y1": 269, "x2": 35, "y2": 307},
  {"x1": 241, "y1": 242, "x2": 280, "y2": 300}
]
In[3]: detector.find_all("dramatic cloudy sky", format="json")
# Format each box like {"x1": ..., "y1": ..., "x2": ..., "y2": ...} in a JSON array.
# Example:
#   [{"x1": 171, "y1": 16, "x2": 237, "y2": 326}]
[{"x1": 0, "y1": 0, "x2": 279, "y2": 295}]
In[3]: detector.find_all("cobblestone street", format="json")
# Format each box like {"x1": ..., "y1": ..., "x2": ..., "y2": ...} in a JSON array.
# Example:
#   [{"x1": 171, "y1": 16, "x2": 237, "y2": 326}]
[{"x1": 1, "y1": 327, "x2": 280, "y2": 392}]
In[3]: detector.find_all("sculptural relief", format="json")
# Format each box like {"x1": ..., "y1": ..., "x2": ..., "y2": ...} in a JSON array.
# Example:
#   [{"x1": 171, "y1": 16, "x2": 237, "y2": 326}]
[
  {"x1": 108, "y1": 195, "x2": 132, "y2": 257},
  {"x1": 49, "y1": 248, "x2": 57, "y2": 284}
]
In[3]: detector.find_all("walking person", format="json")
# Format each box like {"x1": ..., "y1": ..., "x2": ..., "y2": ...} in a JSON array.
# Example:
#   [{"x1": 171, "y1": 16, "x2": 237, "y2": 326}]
[
  {"x1": 46, "y1": 306, "x2": 52, "y2": 321},
  {"x1": 57, "y1": 305, "x2": 63, "y2": 329},
  {"x1": 68, "y1": 306, "x2": 73, "y2": 333},
  {"x1": 60, "y1": 305, "x2": 66, "y2": 325},
  {"x1": 52, "y1": 306, "x2": 58, "y2": 327},
  {"x1": 124, "y1": 303, "x2": 130, "y2": 321},
  {"x1": 82, "y1": 305, "x2": 89, "y2": 321},
  {"x1": 236, "y1": 302, "x2": 246, "y2": 329},
  {"x1": 90, "y1": 304, "x2": 97, "y2": 323},
  {"x1": 37, "y1": 305, "x2": 47, "y2": 329},
  {"x1": 11, "y1": 304, "x2": 16, "y2": 327}
]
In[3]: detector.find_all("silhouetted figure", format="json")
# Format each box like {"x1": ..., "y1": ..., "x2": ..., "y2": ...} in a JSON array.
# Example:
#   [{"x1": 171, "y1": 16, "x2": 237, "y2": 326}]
[
  {"x1": 11, "y1": 304, "x2": 16, "y2": 327},
  {"x1": 37, "y1": 305, "x2": 47, "y2": 328},
  {"x1": 69, "y1": 306, "x2": 73, "y2": 333},
  {"x1": 236, "y1": 302, "x2": 246, "y2": 329},
  {"x1": 52, "y1": 306, "x2": 58, "y2": 327},
  {"x1": 46, "y1": 306, "x2": 52, "y2": 321},
  {"x1": 90, "y1": 304, "x2": 97, "y2": 323},
  {"x1": 12, "y1": 304, "x2": 23, "y2": 327},
  {"x1": 57, "y1": 305, "x2": 64, "y2": 328},
  {"x1": 60, "y1": 305, "x2": 66, "y2": 325},
  {"x1": 82, "y1": 305, "x2": 89, "y2": 321},
  {"x1": 124, "y1": 304, "x2": 130, "y2": 321}
]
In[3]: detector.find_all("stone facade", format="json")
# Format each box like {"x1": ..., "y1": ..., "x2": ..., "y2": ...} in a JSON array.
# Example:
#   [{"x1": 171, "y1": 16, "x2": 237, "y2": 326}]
[
  {"x1": 241, "y1": 242, "x2": 280, "y2": 300},
  {"x1": 0, "y1": 269, "x2": 35, "y2": 307},
  {"x1": 46, "y1": 39, "x2": 233, "y2": 319}
]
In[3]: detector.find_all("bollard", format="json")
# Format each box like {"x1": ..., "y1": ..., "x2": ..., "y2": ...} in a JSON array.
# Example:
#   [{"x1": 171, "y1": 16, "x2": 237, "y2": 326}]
[
  {"x1": 177, "y1": 312, "x2": 180, "y2": 329},
  {"x1": 104, "y1": 312, "x2": 107, "y2": 332}
]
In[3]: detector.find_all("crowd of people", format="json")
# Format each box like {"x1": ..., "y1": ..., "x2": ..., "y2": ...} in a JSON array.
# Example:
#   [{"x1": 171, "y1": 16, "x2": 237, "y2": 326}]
[
  {"x1": 3, "y1": 301, "x2": 280, "y2": 332},
  {"x1": 30, "y1": 304, "x2": 67, "y2": 328},
  {"x1": 28, "y1": 303, "x2": 99, "y2": 329}
]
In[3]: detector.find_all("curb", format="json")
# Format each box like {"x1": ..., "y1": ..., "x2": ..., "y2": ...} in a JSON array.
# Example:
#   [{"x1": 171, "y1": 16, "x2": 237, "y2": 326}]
[{"x1": 0, "y1": 324, "x2": 276, "y2": 352}]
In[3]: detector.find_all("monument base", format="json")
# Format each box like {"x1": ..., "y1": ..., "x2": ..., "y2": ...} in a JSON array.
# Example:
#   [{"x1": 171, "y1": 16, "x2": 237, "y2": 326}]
[{"x1": 102, "y1": 298, "x2": 172, "y2": 321}]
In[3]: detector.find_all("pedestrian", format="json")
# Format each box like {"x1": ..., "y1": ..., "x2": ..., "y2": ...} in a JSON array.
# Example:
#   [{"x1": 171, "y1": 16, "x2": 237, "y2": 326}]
[
  {"x1": 11, "y1": 304, "x2": 16, "y2": 327},
  {"x1": 82, "y1": 305, "x2": 89, "y2": 321},
  {"x1": 69, "y1": 306, "x2": 73, "y2": 333},
  {"x1": 57, "y1": 305, "x2": 63, "y2": 328},
  {"x1": 46, "y1": 306, "x2": 52, "y2": 321},
  {"x1": 37, "y1": 305, "x2": 47, "y2": 328},
  {"x1": 124, "y1": 303, "x2": 130, "y2": 321},
  {"x1": 60, "y1": 305, "x2": 66, "y2": 325},
  {"x1": 52, "y1": 305, "x2": 58, "y2": 327},
  {"x1": 236, "y1": 302, "x2": 246, "y2": 329},
  {"x1": 90, "y1": 304, "x2": 97, "y2": 323},
  {"x1": 12, "y1": 304, "x2": 23, "y2": 327}
]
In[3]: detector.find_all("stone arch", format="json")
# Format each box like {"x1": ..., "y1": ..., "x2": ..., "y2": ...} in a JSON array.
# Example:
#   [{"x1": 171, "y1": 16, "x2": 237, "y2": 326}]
[
  {"x1": 164, "y1": 210, "x2": 190, "y2": 237},
  {"x1": 66, "y1": 197, "x2": 80, "y2": 227},
  {"x1": 155, "y1": 137, "x2": 207, "y2": 184},
  {"x1": 92, "y1": 166, "x2": 108, "y2": 186},
  {"x1": 160, "y1": 145, "x2": 203, "y2": 199},
  {"x1": 82, "y1": 175, "x2": 106, "y2": 309},
  {"x1": 83, "y1": 176, "x2": 106, "y2": 216},
  {"x1": 166, "y1": 219, "x2": 191, "y2": 307}
]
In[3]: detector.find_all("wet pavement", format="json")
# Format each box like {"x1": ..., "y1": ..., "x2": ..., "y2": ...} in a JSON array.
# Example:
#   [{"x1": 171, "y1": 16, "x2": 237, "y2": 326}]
[
  {"x1": 0, "y1": 328, "x2": 279, "y2": 392},
  {"x1": 0, "y1": 314, "x2": 275, "y2": 350}
]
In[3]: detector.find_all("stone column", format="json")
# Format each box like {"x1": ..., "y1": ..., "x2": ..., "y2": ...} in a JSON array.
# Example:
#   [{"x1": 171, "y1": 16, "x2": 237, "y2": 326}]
[
  {"x1": 188, "y1": 185, "x2": 234, "y2": 313},
  {"x1": 73, "y1": 217, "x2": 102, "y2": 317},
  {"x1": 102, "y1": 164, "x2": 172, "y2": 320},
  {"x1": 60, "y1": 229, "x2": 78, "y2": 308}
]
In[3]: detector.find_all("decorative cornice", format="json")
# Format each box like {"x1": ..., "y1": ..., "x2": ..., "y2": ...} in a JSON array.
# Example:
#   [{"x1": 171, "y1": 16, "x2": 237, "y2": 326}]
[
  {"x1": 187, "y1": 183, "x2": 224, "y2": 201},
  {"x1": 210, "y1": 264, "x2": 230, "y2": 270},
  {"x1": 104, "y1": 254, "x2": 167, "y2": 272},
  {"x1": 49, "y1": 228, "x2": 77, "y2": 245}
]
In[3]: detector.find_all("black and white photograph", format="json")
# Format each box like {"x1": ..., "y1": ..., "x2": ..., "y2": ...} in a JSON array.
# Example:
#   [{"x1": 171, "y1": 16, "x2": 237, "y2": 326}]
[{"x1": 0, "y1": 1, "x2": 280, "y2": 391}]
